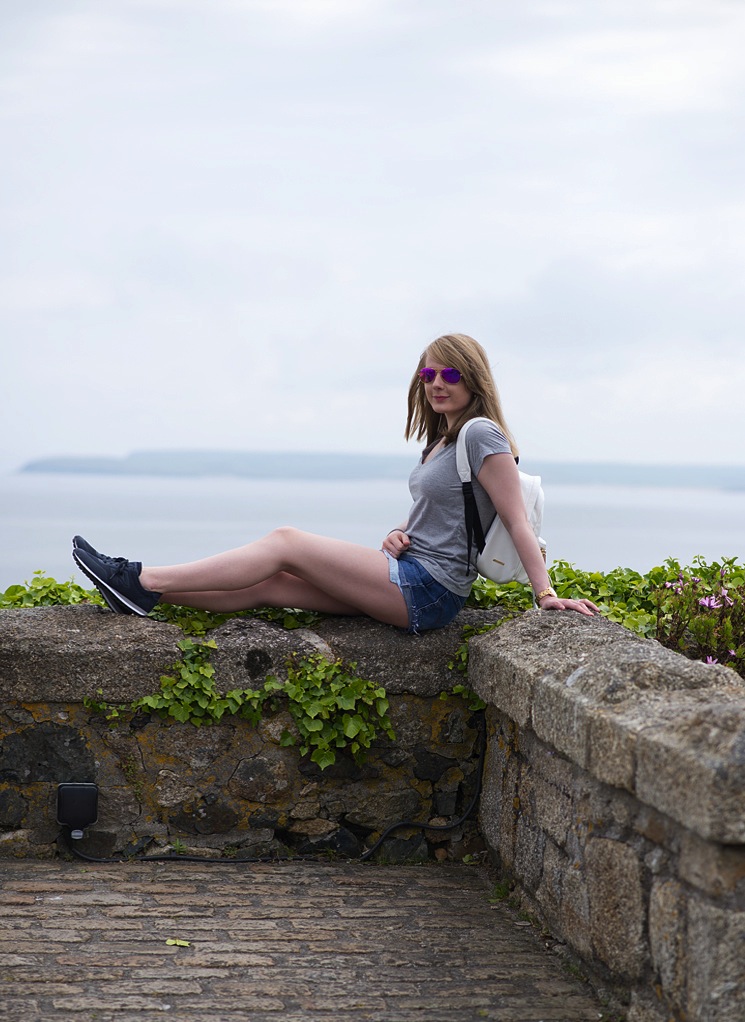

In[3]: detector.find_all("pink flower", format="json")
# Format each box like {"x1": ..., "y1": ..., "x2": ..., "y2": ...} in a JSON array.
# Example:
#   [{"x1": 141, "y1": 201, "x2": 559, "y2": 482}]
[
  {"x1": 699, "y1": 595, "x2": 722, "y2": 609},
  {"x1": 705, "y1": 656, "x2": 719, "y2": 664}
]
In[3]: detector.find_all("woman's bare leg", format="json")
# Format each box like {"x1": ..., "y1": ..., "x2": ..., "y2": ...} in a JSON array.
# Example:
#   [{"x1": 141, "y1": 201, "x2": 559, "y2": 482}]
[
  {"x1": 142, "y1": 528, "x2": 409, "y2": 628},
  {"x1": 162, "y1": 572, "x2": 363, "y2": 616}
]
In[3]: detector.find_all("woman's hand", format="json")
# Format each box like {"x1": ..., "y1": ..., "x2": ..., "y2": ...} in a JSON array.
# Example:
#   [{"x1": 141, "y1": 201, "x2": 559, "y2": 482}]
[
  {"x1": 382, "y1": 529, "x2": 411, "y2": 558},
  {"x1": 538, "y1": 593, "x2": 599, "y2": 616}
]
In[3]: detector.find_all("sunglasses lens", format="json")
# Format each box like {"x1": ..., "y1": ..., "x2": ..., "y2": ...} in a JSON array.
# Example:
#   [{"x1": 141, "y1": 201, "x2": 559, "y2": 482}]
[{"x1": 419, "y1": 367, "x2": 462, "y2": 384}]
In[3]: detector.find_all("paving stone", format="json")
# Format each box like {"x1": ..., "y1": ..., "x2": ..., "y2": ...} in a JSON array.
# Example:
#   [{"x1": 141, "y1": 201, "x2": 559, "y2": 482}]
[{"x1": 0, "y1": 859, "x2": 608, "y2": 1021}]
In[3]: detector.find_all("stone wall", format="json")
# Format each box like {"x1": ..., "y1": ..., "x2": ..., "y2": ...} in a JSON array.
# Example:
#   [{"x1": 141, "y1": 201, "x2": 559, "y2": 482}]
[
  {"x1": 0, "y1": 604, "x2": 500, "y2": 862},
  {"x1": 469, "y1": 612, "x2": 745, "y2": 1022},
  {"x1": 4, "y1": 602, "x2": 745, "y2": 1020}
]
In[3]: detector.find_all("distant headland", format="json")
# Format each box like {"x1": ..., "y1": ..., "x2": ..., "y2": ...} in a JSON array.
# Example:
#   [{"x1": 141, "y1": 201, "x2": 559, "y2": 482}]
[{"x1": 17, "y1": 451, "x2": 745, "y2": 490}]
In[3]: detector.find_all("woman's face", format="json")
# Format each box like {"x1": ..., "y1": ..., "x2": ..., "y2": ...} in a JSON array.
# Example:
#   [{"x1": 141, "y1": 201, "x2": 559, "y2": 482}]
[{"x1": 420, "y1": 354, "x2": 472, "y2": 426}]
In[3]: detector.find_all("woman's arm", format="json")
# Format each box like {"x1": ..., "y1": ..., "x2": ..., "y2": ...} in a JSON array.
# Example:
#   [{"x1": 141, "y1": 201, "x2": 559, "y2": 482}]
[{"x1": 476, "y1": 452, "x2": 598, "y2": 616}]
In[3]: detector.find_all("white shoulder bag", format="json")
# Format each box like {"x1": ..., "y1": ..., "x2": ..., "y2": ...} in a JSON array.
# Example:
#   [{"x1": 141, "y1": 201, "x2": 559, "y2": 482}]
[{"x1": 455, "y1": 417, "x2": 546, "y2": 585}]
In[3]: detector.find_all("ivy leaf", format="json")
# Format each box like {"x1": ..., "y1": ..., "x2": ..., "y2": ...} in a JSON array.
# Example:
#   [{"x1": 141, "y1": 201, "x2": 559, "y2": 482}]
[
  {"x1": 311, "y1": 747, "x2": 336, "y2": 769},
  {"x1": 337, "y1": 687, "x2": 357, "y2": 710},
  {"x1": 343, "y1": 714, "x2": 364, "y2": 739},
  {"x1": 169, "y1": 704, "x2": 192, "y2": 723}
]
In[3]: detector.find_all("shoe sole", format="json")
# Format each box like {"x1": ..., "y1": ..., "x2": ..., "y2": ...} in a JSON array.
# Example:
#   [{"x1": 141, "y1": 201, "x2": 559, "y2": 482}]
[
  {"x1": 72, "y1": 538, "x2": 134, "y2": 615},
  {"x1": 72, "y1": 548, "x2": 149, "y2": 617}
]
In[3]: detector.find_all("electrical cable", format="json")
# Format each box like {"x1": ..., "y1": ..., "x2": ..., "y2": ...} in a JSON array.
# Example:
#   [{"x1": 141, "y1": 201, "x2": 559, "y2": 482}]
[{"x1": 61, "y1": 712, "x2": 486, "y2": 867}]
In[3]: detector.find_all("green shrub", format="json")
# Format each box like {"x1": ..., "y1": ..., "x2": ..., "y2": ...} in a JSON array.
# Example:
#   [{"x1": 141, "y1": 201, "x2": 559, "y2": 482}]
[
  {"x1": 464, "y1": 557, "x2": 745, "y2": 678},
  {"x1": 0, "y1": 571, "x2": 104, "y2": 608}
]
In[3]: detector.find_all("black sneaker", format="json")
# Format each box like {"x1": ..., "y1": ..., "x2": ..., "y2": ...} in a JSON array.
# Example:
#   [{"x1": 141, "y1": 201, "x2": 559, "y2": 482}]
[
  {"x1": 72, "y1": 545, "x2": 161, "y2": 617},
  {"x1": 72, "y1": 536, "x2": 134, "y2": 614},
  {"x1": 73, "y1": 535, "x2": 116, "y2": 561}
]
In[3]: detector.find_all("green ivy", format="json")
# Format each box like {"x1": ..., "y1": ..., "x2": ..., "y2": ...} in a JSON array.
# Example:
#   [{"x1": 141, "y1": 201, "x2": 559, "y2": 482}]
[
  {"x1": 131, "y1": 638, "x2": 269, "y2": 725},
  {"x1": 467, "y1": 576, "x2": 533, "y2": 615},
  {"x1": 440, "y1": 683, "x2": 486, "y2": 712},
  {"x1": 449, "y1": 621, "x2": 504, "y2": 676},
  {"x1": 85, "y1": 641, "x2": 394, "y2": 771},
  {"x1": 277, "y1": 653, "x2": 395, "y2": 769},
  {"x1": 0, "y1": 571, "x2": 105, "y2": 608},
  {"x1": 151, "y1": 603, "x2": 323, "y2": 636}
]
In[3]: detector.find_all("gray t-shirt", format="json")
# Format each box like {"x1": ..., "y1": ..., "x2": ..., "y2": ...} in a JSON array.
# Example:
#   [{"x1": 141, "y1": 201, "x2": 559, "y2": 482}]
[{"x1": 404, "y1": 419, "x2": 512, "y2": 597}]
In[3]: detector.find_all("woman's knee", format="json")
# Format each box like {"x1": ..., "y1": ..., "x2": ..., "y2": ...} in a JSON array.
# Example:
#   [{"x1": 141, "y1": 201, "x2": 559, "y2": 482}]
[
  {"x1": 266, "y1": 525, "x2": 301, "y2": 551},
  {"x1": 264, "y1": 526, "x2": 307, "y2": 568}
]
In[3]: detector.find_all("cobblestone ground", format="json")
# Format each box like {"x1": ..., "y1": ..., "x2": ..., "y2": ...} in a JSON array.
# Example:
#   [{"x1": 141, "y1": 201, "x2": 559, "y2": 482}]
[{"x1": 0, "y1": 858, "x2": 609, "y2": 1022}]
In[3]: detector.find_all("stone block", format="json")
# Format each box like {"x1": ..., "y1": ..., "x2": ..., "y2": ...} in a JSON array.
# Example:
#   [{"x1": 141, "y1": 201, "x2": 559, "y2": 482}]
[
  {"x1": 341, "y1": 785, "x2": 424, "y2": 830},
  {"x1": 585, "y1": 837, "x2": 647, "y2": 979},
  {"x1": 633, "y1": 804, "x2": 679, "y2": 850},
  {"x1": 154, "y1": 768, "x2": 199, "y2": 808},
  {"x1": 560, "y1": 860, "x2": 593, "y2": 960},
  {"x1": 513, "y1": 815, "x2": 545, "y2": 893},
  {"x1": 587, "y1": 704, "x2": 652, "y2": 792},
  {"x1": 0, "y1": 828, "x2": 53, "y2": 858},
  {"x1": 528, "y1": 763, "x2": 573, "y2": 848},
  {"x1": 687, "y1": 897, "x2": 745, "y2": 1021},
  {"x1": 679, "y1": 832, "x2": 745, "y2": 897},
  {"x1": 533, "y1": 640, "x2": 738, "y2": 787},
  {"x1": 315, "y1": 607, "x2": 505, "y2": 696},
  {"x1": 524, "y1": 733, "x2": 576, "y2": 788},
  {"x1": 0, "y1": 720, "x2": 96, "y2": 783},
  {"x1": 96, "y1": 785, "x2": 142, "y2": 831},
  {"x1": 210, "y1": 616, "x2": 332, "y2": 688},
  {"x1": 626, "y1": 990, "x2": 672, "y2": 1022},
  {"x1": 635, "y1": 691, "x2": 745, "y2": 843},
  {"x1": 648, "y1": 878, "x2": 686, "y2": 1014},
  {"x1": 385, "y1": 696, "x2": 432, "y2": 747},
  {"x1": 477, "y1": 721, "x2": 518, "y2": 868},
  {"x1": 171, "y1": 794, "x2": 240, "y2": 835},
  {"x1": 535, "y1": 837, "x2": 565, "y2": 932},
  {"x1": 0, "y1": 605, "x2": 183, "y2": 702},
  {"x1": 532, "y1": 673, "x2": 592, "y2": 768},
  {"x1": 0, "y1": 788, "x2": 27, "y2": 830},
  {"x1": 228, "y1": 749, "x2": 294, "y2": 804},
  {"x1": 470, "y1": 611, "x2": 644, "y2": 729}
]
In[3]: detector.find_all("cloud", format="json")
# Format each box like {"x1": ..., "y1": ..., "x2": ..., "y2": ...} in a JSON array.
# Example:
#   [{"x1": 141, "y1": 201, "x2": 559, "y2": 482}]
[{"x1": 1, "y1": 0, "x2": 744, "y2": 469}]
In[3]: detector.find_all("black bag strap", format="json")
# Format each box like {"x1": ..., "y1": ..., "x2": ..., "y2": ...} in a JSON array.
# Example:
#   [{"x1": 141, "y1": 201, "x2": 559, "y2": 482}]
[
  {"x1": 457, "y1": 418, "x2": 489, "y2": 576},
  {"x1": 462, "y1": 480, "x2": 486, "y2": 576}
]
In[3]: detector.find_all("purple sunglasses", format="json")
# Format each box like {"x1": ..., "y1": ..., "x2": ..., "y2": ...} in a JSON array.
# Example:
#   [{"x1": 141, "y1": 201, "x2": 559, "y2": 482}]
[{"x1": 418, "y1": 367, "x2": 462, "y2": 384}]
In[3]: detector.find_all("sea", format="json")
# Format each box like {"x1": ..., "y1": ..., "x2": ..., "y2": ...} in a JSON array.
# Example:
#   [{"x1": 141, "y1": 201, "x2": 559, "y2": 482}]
[{"x1": 1, "y1": 468, "x2": 744, "y2": 592}]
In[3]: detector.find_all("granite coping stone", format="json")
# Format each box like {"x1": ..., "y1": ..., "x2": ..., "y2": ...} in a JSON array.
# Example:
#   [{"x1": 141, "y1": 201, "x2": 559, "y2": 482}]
[
  {"x1": 0, "y1": 604, "x2": 506, "y2": 703},
  {"x1": 469, "y1": 612, "x2": 745, "y2": 843}
]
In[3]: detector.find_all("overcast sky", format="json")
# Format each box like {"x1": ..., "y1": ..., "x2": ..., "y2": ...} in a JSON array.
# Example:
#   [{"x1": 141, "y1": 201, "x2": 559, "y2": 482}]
[{"x1": 2, "y1": 0, "x2": 744, "y2": 471}]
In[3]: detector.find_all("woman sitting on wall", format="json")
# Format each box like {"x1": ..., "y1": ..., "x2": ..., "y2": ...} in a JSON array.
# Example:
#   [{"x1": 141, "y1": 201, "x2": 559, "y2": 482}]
[{"x1": 72, "y1": 333, "x2": 597, "y2": 632}]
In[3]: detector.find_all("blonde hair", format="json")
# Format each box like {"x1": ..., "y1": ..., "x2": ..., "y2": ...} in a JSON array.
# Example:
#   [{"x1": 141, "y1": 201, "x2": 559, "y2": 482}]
[{"x1": 404, "y1": 333, "x2": 518, "y2": 456}]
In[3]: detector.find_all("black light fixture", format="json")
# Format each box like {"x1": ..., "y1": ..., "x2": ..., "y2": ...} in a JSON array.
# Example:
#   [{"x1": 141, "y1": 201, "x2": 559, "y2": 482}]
[{"x1": 57, "y1": 783, "x2": 99, "y2": 839}]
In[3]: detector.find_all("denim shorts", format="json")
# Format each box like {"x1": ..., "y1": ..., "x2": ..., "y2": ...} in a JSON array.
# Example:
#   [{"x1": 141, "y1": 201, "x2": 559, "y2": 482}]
[{"x1": 385, "y1": 552, "x2": 467, "y2": 634}]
